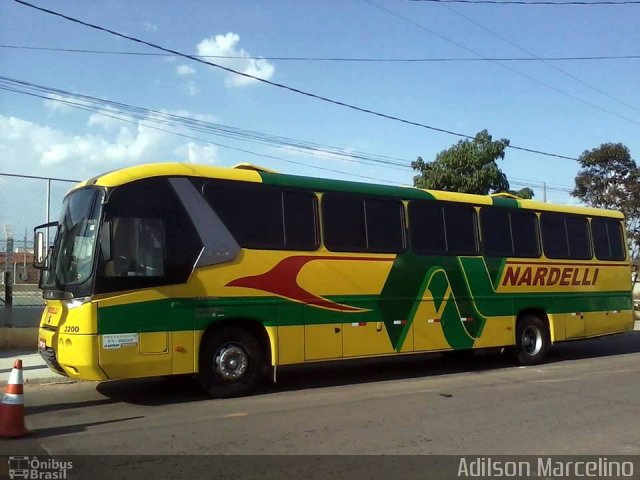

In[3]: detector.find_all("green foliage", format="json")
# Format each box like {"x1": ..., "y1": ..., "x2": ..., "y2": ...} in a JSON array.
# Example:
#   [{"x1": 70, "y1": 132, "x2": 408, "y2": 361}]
[
  {"x1": 572, "y1": 143, "x2": 640, "y2": 273},
  {"x1": 412, "y1": 130, "x2": 512, "y2": 195},
  {"x1": 511, "y1": 187, "x2": 534, "y2": 199}
]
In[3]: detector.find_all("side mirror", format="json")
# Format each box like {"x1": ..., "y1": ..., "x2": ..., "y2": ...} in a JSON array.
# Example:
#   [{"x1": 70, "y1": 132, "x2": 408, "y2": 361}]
[
  {"x1": 34, "y1": 232, "x2": 46, "y2": 268},
  {"x1": 100, "y1": 221, "x2": 113, "y2": 262},
  {"x1": 33, "y1": 221, "x2": 58, "y2": 269}
]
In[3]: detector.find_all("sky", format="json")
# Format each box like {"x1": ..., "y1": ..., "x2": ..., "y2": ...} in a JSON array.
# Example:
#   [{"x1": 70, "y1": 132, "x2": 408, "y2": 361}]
[{"x1": 1, "y1": 0, "x2": 639, "y2": 218}]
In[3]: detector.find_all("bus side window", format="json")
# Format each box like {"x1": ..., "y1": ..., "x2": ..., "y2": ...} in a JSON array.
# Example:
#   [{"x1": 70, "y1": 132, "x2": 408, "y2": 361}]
[
  {"x1": 203, "y1": 181, "x2": 318, "y2": 251},
  {"x1": 322, "y1": 193, "x2": 404, "y2": 253},
  {"x1": 592, "y1": 217, "x2": 625, "y2": 261},
  {"x1": 409, "y1": 201, "x2": 477, "y2": 256},
  {"x1": 542, "y1": 212, "x2": 592, "y2": 260},
  {"x1": 103, "y1": 217, "x2": 165, "y2": 277}
]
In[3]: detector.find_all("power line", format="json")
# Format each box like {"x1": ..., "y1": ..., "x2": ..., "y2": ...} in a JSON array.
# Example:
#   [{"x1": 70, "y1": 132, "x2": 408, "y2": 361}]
[
  {"x1": 3, "y1": 44, "x2": 640, "y2": 62},
  {"x1": 0, "y1": 171, "x2": 79, "y2": 183},
  {"x1": 437, "y1": 3, "x2": 640, "y2": 115},
  {"x1": 0, "y1": 76, "x2": 411, "y2": 171},
  {"x1": 510, "y1": 180, "x2": 573, "y2": 193},
  {"x1": 410, "y1": 0, "x2": 640, "y2": 5},
  {"x1": 511, "y1": 176, "x2": 574, "y2": 191},
  {"x1": 0, "y1": 77, "x2": 416, "y2": 182},
  {"x1": 0, "y1": 76, "x2": 575, "y2": 192},
  {"x1": 0, "y1": 84, "x2": 399, "y2": 185},
  {"x1": 365, "y1": 0, "x2": 640, "y2": 127},
  {"x1": 11, "y1": 0, "x2": 579, "y2": 162}
]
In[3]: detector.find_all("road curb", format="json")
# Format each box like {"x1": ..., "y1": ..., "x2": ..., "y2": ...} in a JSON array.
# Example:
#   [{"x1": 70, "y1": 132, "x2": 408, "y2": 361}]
[
  {"x1": 1, "y1": 375, "x2": 77, "y2": 387},
  {"x1": 0, "y1": 327, "x2": 38, "y2": 349}
]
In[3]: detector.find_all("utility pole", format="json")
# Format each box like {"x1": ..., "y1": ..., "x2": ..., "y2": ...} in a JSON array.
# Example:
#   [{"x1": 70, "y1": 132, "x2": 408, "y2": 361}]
[{"x1": 3, "y1": 225, "x2": 14, "y2": 325}]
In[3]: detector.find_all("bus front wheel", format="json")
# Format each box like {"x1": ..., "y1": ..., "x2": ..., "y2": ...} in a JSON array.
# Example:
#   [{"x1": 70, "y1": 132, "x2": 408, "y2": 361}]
[
  {"x1": 514, "y1": 314, "x2": 550, "y2": 365},
  {"x1": 198, "y1": 327, "x2": 264, "y2": 398}
]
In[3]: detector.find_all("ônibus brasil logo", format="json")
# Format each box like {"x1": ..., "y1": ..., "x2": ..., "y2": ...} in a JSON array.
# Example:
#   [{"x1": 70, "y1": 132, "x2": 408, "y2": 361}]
[{"x1": 8, "y1": 456, "x2": 73, "y2": 480}]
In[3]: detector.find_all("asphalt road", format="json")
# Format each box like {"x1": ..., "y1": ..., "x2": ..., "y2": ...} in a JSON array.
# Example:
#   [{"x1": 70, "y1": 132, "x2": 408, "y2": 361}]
[{"x1": 1, "y1": 332, "x2": 639, "y2": 478}]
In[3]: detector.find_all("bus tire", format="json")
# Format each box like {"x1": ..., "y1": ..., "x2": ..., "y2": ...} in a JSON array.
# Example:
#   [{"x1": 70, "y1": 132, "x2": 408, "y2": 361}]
[
  {"x1": 514, "y1": 314, "x2": 550, "y2": 365},
  {"x1": 197, "y1": 327, "x2": 264, "y2": 398}
]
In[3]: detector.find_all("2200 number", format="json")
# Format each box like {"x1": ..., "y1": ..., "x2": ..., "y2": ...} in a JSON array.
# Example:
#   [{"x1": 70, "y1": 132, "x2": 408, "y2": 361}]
[{"x1": 64, "y1": 326, "x2": 80, "y2": 333}]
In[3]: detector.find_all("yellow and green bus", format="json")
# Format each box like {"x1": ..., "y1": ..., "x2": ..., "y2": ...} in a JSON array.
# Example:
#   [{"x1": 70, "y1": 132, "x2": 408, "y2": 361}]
[{"x1": 35, "y1": 163, "x2": 634, "y2": 397}]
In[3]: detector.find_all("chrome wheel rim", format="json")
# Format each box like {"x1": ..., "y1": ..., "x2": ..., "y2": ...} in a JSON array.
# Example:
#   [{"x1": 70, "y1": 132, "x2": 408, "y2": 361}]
[
  {"x1": 215, "y1": 344, "x2": 249, "y2": 382},
  {"x1": 522, "y1": 325, "x2": 542, "y2": 356}
]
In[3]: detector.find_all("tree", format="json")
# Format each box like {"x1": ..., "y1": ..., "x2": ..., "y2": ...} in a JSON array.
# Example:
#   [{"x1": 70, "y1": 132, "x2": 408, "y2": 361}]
[
  {"x1": 510, "y1": 187, "x2": 534, "y2": 200},
  {"x1": 412, "y1": 130, "x2": 515, "y2": 195},
  {"x1": 572, "y1": 143, "x2": 640, "y2": 280}
]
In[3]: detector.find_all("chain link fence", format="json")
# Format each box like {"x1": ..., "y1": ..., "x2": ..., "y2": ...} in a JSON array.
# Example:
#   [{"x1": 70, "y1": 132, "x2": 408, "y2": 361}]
[{"x1": 1, "y1": 173, "x2": 78, "y2": 327}]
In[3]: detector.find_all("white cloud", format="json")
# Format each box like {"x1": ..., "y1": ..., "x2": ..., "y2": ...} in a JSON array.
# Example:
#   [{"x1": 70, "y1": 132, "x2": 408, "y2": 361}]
[
  {"x1": 196, "y1": 32, "x2": 275, "y2": 88},
  {"x1": 43, "y1": 94, "x2": 73, "y2": 114},
  {"x1": 87, "y1": 107, "x2": 122, "y2": 131},
  {"x1": 170, "y1": 110, "x2": 217, "y2": 123},
  {"x1": 174, "y1": 142, "x2": 218, "y2": 164},
  {"x1": 186, "y1": 80, "x2": 200, "y2": 96},
  {"x1": 143, "y1": 22, "x2": 158, "y2": 32},
  {"x1": 176, "y1": 64, "x2": 196, "y2": 76},
  {"x1": 0, "y1": 113, "x2": 218, "y2": 179}
]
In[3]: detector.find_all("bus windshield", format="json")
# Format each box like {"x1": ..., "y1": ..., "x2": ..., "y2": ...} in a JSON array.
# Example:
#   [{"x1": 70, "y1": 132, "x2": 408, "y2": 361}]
[{"x1": 42, "y1": 187, "x2": 104, "y2": 298}]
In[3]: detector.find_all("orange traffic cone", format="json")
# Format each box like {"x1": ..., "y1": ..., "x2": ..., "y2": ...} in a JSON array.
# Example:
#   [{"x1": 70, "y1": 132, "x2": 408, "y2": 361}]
[{"x1": 0, "y1": 359, "x2": 30, "y2": 438}]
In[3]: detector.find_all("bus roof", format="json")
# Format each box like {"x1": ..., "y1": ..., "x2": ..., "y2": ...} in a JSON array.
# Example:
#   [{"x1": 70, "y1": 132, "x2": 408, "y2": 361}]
[{"x1": 75, "y1": 162, "x2": 624, "y2": 219}]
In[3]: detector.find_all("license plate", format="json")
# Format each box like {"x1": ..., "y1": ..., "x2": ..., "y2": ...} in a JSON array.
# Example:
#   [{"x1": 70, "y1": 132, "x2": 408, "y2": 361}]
[{"x1": 39, "y1": 338, "x2": 46, "y2": 350}]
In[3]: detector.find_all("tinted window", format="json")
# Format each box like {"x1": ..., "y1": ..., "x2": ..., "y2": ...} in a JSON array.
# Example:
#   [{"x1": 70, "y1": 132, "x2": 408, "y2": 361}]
[
  {"x1": 481, "y1": 208, "x2": 512, "y2": 257},
  {"x1": 322, "y1": 193, "x2": 404, "y2": 253},
  {"x1": 566, "y1": 216, "x2": 591, "y2": 259},
  {"x1": 409, "y1": 201, "x2": 477, "y2": 255},
  {"x1": 609, "y1": 221, "x2": 626, "y2": 260},
  {"x1": 592, "y1": 218, "x2": 626, "y2": 261},
  {"x1": 542, "y1": 213, "x2": 593, "y2": 260},
  {"x1": 103, "y1": 217, "x2": 165, "y2": 278},
  {"x1": 444, "y1": 204, "x2": 478, "y2": 255},
  {"x1": 481, "y1": 208, "x2": 539, "y2": 258},
  {"x1": 322, "y1": 194, "x2": 366, "y2": 251},
  {"x1": 365, "y1": 198, "x2": 404, "y2": 252},
  {"x1": 205, "y1": 184, "x2": 283, "y2": 248},
  {"x1": 283, "y1": 191, "x2": 318, "y2": 250},
  {"x1": 510, "y1": 211, "x2": 540, "y2": 258},
  {"x1": 96, "y1": 178, "x2": 201, "y2": 292},
  {"x1": 409, "y1": 201, "x2": 445, "y2": 254},
  {"x1": 541, "y1": 213, "x2": 569, "y2": 259},
  {"x1": 204, "y1": 182, "x2": 318, "y2": 250}
]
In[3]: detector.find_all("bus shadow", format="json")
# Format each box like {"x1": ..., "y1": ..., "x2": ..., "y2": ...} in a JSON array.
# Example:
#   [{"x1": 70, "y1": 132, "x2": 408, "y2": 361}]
[
  {"x1": 270, "y1": 330, "x2": 640, "y2": 393},
  {"x1": 95, "y1": 330, "x2": 640, "y2": 406},
  {"x1": 545, "y1": 330, "x2": 640, "y2": 362}
]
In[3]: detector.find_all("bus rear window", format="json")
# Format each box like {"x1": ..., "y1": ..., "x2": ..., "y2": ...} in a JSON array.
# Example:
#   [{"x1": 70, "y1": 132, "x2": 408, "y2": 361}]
[{"x1": 592, "y1": 218, "x2": 625, "y2": 261}]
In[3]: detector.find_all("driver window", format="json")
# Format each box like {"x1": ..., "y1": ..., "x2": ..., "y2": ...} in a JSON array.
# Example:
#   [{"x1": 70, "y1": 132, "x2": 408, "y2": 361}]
[{"x1": 103, "y1": 217, "x2": 165, "y2": 277}]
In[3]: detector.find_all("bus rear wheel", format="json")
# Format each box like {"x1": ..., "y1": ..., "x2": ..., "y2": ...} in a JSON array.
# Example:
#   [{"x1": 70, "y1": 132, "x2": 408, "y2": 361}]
[
  {"x1": 198, "y1": 327, "x2": 264, "y2": 398},
  {"x1": 514, "y1": 314, "x2": 550, "y2": 365}
]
